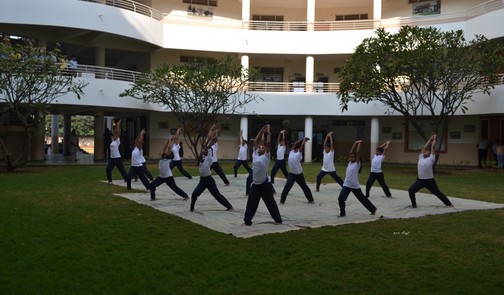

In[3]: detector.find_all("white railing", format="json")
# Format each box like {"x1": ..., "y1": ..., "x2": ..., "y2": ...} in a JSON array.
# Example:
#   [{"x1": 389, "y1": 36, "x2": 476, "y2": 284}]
[
  {"x1": 79, "y1": 0, "x2": 164, "y2": 20},
  {"x1": 64, "y1": 64, "x2": 142, "y2": 82}
]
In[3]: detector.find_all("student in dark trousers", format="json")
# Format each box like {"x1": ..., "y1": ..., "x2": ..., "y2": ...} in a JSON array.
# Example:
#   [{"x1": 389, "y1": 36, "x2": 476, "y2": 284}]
[
  {"x1": 244, "y1": 124, "x2": 282, "y2": 226},
  {"x1": 169, "y1": 128, "x2": 193, "y2": 179},
  {"x1": 206, "y1": 125, "x2": 230, "y2": 186},
  {"x1": 233, "y1": 129, "x2": 252, "y2": 177},
  {"x1": 408, "y1": 134, "x2": 454, "y2": 208},
  {"x1": 279, "y1": 137, "x2": 314, "y2": 205},
  {"x1": 270, "y1": 130, "x2": 289, "y2": 184},
  {"x1": 126, "y1": 129, "x2": 150, "y2": 190},
  {"x1": 150, "y1": 136, "x2": 189, "y2": 201},
  {"x1": 315, "y1": 131, "x2": 343, "y2": 192},
  {"x1": 105, "y1": 119, "x2": 128, "y2": 183},
  {"x1": 338, "y1": 140, "x2": 377, "y2": 217},
  {"x1": 190, "y1": 143, "x2": 234, "y2": 212},
  {"x1": 365, "y1": 140, "x2": 392, "y2": 198}
]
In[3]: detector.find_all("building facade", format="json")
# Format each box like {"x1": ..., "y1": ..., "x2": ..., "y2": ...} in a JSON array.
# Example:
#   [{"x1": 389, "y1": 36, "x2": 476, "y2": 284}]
[{"x1": 1, "y1": 0, "x2": 503, "y2": 166}]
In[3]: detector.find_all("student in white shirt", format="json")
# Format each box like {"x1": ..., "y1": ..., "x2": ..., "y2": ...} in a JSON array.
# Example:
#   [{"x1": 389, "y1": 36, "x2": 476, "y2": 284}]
[
  {"x1": 206, "y1": 125, "x2": 230, "y2": 186},
  {"x1": 126, "y1": 129, "x2": 150, "y2": 190},
  {"x1": 270, "y1": 130, "x2": 289, "y2": 184},
  {"x1": 407, "y1": 134, "x2": 453, "y2": 208},
  {"x1": 315, "y1": 131, "x2": 343, "y2": 192},
  {"x1": 149, "y1": 136, "x2": 189, "y2": 201},
  {"x1": 169, "y1": 128, "x2": 193, "y2": 179},
  {"x1": 365, "y1": 140, "x2": 392, "y2": 198},
  {"x1": 233, "y1": 129, "x2": 251, "y2": 177},
  {"x1": 338, "y1": 140, "x2": 377, "y2": 217},
  {"x1": 279, "y1": 137, "x2": 314, "y2": 205},
  {"x1": 243, "y1": 124, "x2": 282, "y2": 226},
  {"x1": 105, "y1": 120, "x2": 128, "y2": 183}
]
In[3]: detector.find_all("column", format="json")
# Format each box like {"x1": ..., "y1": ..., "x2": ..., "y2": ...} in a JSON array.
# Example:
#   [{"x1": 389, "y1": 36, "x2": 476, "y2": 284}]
[
  {"x1": 94, "y1": 112, "x2": 105, "y2": 161},
  {"x1": 51, "y1": 114, "x2": 60, "y2": 154},
  {"x1": 304, "y1": 116, "x2": 313, "y2": 163},
  {"x1": 63, "y1": 114, "x2": 71, "y2": 156},
  {"x1": 32, "y1": 117, "x2": 46, "y2": 161},
  {"x1": 240, "y1": 116, "x2": 249, "y2": 141},
  {"x1": 305, "y1": 56, "x2": 314, "y2": 93},
  {"x1": 370, "y1": 117, "x2": 379, "y2": 160},
  {"x1": 373, "y1": 0, "x2": 382, "y2": 28},
  {"x1": 307, "y1": 0, "x2": 315, "y2": 31},
  {"x1": 242, "y1": 0, "x2": 250, "y2": 29},
  {"x1": 241, "y1": 55, "x2": 249, "y2": 91}
]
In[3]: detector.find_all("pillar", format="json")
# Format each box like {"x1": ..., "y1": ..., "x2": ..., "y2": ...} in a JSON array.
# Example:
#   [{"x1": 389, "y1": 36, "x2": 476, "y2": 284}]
[
  {"x1": 51, "y1": 114, "x2": 60, "y2": 154},
  {"x1": 242, "y1": 0, "x2": 250, "y2": 29},
  {"x1": 95, "y1": 47, "x2": 106, "y2": 78},
  {"x1": 304, "y1": 116, "x2": 313, "y2": 163},
  {"x1": 94, "y1": 112, "x2": 105, "y2": 161},
  {"x1": 305, "y1": 56, "x2": 314, "y2": 93},
  {"x1": 373, "y1": 0, "x2": 382, "y2": 28},
  {"x1": 240, "y1": 116, "x2": 249, "y2": 140},
  {"x1": 370, "y1": 117, "x2": 379, "y2": 160},
  {"x1": 63, "y1": 114, "x2": 71, "y2": 156},
  {"x1": 307, "y1": 0, "x2": 315, "y2": 31}
]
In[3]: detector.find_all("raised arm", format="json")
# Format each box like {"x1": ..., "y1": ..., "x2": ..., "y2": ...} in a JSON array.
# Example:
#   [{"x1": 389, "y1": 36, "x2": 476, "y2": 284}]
[
  {"x1": 350, "y1": 140, "x2": 363, "y2": 154},
  {"x1": 380, "y1": 140, "x2": 391, "y2": 155},
  {"x1": 430, "y1": 134, "x2": 437, "y2": 155},
  {"x1": 265, "y1": 124, "x2": 271, "y2": 153},
  {"x1": 173, "y1": 128, "x2": 182, "y2": 143},
  {"x1": 290, "y1": 138, "x2": 304, "y2": 151},
  {"x1": 278, "y1": 130, "x2": 285, "y2": 146},
  {"x1": 324, "y1": 132, "x2": 334, "y2": 151},
  {"x1": 254, "y1": 125, "x2": 267, "y2": 149},
  {"x1": 163, "y1": 136, "x2": 174, "y2": 156},
  {"x1": 240, "y1": 129, "x2": 245, "y2": 145},
  {"x1": 421, "y1": 134, "x2": 436, "y2": 154},
  {"x1": 112, "y1": 120, "x2": 121, "y2": 139},
  {"x1": 135, "y1": 129, "x2": 146, "y2": 148}
]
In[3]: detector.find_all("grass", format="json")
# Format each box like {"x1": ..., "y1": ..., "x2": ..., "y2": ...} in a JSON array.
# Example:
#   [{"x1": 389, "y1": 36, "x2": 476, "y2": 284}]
[{"x1": 0, "y1": 162, "x2": 503, "y2": 294}]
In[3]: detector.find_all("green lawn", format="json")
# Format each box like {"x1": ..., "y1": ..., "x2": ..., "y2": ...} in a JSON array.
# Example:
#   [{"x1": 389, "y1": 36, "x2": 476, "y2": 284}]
[{"x1": 0, "y1": 163, "x2": 503, "y2": 294}]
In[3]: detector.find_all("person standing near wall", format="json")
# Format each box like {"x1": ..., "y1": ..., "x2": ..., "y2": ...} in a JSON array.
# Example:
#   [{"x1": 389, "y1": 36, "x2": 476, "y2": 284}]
[
  {"x1": 105, "y1": 120, "x2": 128, "y2": 183},
  {"x1": 206, "y1": 125, "x2": 230, "y2": 186},
  {"x1": 170, "y1": 128, "x2": 193, "y2": 179},
  {"x1": 365, "y1": 140, "x2": 392, "y2": 198},
  {"x1": 315, "y1": 131, "x2": 343, "y2": 192},
  {"x1": 477, "y1": 136, "x2": 489, "y2": 168},
  {"x1": 270, "y1": 130, "x2": 288, "y2": 184},
  {"x1": 233, "y1": 129, "x2": 251, "y2": 177},
  {"x1": 126, "y1": 129, "x2": 150, "y2": 191}
]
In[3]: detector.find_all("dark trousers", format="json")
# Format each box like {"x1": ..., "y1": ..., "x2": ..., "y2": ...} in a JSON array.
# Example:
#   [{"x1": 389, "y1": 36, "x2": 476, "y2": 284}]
[
  {"x1": 408, "y1": 178, "x2": 452, "y2": 207},
  {"x1": 316, "y1": 170, "x2": 343, "y2": 190},
  {"x1": 271, "y1": 159, "x2": 288, "y2": 184},
  {"x1": 365, "y1": 172, "x2": 391, "y2": 198},
  {"x1": 246, "y1": 170, "x2": 275, "y2": 196},
  {"x1": 280, "y1": 173, "x2": 314, "y2": 204},
  {"x1": 170, "y1": 160, "x2": 193, "y2": 179},
  {"x1": 244, "y1": 182, "x2": 282, "y2": 226},
  {"x1": 135, "y1": 162, "x2": 153, "y2": 181},
  {"x1": 338, "y1": 186, "x2": 376, "y2": 216},
  {"x1": 478, "y1": 148, "x2": 488, "y2": 167},
  {"x1": 150, "y1": 176, "x2": 188, "y2": 200},
  {"x1": 106, "y1": 157, "x2": 128, "y2": 182},
  {"x1": 211, "y1": 162, "x2": 229, "y2": 185},
  {"x1": 126, "y1": 166, "x2": 150, "y2": 190},
  {"x1": 191, "y1": 176, "x2": 232, "y2": 211},
  {"x1": 233, "y1": 160, "x2": 251, "y2": 177}
]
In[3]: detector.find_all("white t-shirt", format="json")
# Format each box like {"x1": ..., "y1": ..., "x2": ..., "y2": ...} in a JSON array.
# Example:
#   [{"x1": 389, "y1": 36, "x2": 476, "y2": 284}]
[
  {"x1": 252, "y1": 151, "x2": 270, "y2": 184},
  {"x1": 417, "y1": 154, "x2": 435, "y2": 179},
  {"x1": 110, "y1": 138, "x2": 121, "y2": 159},
  {"x1": 237, "y1": 144, "x2": 248, "y2": 160},
  {"x1": 211, "y1": 142, "x2": 218, "y2": 163},
  {"x1": 131, "y1": 147, "x2": 143, "y2": 167},
  {"x1": 199, "y1": 149, "x2": 213, "y2": 177},
  {"x1": 276, "y1": 144, "x2": 286, "y2": 160},
  {"x1": 288, "y1": 150, "x2": 303, "y2": 174},
  {"x1": 172, "y1": 143, "x2": 181, "y2": 161},
  {"x1": 158, "y1": 157, "x2": 173, "y2": 178},
  {"x1": 321, "y1": 150, "x2": 335, "y2": 172},
  {"x1": 343, "y1": 161, "x2": 361, "y2": 189},
  {"x1": 370, "y1": 154, "x2": 385, "y2": 173}
]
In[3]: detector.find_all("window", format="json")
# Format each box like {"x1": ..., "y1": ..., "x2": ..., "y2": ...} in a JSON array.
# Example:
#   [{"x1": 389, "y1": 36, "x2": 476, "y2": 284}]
[
  {"x1": 406, "y1": 119, "x2": 446, "y2": 152},
  {"x1": 335, "y1": 14, "x2": 368, "y2": 21},
  {"x1": 183, "y1": 0, "x2": 217, "y2": 7},
  {"x1": 252, "y1": 15, "x2": 284, "y2": 21}
]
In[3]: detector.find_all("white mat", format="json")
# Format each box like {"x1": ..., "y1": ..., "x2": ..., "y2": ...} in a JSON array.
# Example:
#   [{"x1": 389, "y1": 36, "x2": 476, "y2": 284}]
[{"x1": 109, "y1": 174, "x2": 504, "y2": 238}]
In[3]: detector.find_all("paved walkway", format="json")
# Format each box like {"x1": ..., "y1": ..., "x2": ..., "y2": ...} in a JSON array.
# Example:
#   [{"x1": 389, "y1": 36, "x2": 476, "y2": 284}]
[{"x1": 111, "y1": 174, "x2": 504, "y2": 238}]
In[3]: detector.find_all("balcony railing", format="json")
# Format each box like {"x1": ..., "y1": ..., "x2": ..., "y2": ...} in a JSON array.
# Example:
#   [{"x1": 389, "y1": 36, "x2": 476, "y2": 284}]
[
  {"x1": 71, "y1": 65, "x2": 504, "y2": 94},
  {"x1": 79, "y1": 0, "x2": 504, "y2": 31}
]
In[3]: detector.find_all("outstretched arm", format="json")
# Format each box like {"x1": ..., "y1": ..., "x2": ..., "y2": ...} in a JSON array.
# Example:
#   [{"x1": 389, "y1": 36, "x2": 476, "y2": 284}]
[
  {"x1": 350, "y1": 140, "x2": 363, "y2": 154},
  {"x1": 290, "y1": 138, "x2": 304, "y2": 151},
  {"x1": 421, "y1": 134, "x2": 436, "y2": 154},
  {"x1": 135, "y1": 129, "x2": 146, "y2": 148},
  {"x1": 240, "y1": 130, "x2": 245, "y2": 145},
  {"x1": 380, "y1": 140, "x2": 391, "y2": 155},
  {"x1": 163, "y1": 136, "x2": 174, "y2": 156},
  {"x1": 254, "y1": 125, "x2": 267, "y2": 149},
  {"x1": 299, "y1": 137, "x2": 310, "y2": 153},
  {"x1": 112, "y1": 120, "x2": 121, "y2": 139},
  {"x1": 324, "y1": 132, "x2": 334, "y2": 151},
  {"x1": 430, "y1": 134, "x2": 437, "y2": 155},
  {"x1": 278, "y1": 130, "x2": 285, "y2": 146},
  {"x1": 265, "y1": 125, "x2": 271, "y2": 153},
  {"x1": 173, "y1": 128, "x2": 181, "y2": 143}
]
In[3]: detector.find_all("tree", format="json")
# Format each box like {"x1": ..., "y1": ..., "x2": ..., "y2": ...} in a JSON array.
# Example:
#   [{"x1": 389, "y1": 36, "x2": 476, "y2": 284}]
[
  {"x1": 338, "y1": 26, "x2": 504, "y2": 161},
  {"x1": 0, "y1": 39, "x2": 87, "y2": 171},
  {"x1": 121, "y1": 55, "x2": 260, "y2": 160}
]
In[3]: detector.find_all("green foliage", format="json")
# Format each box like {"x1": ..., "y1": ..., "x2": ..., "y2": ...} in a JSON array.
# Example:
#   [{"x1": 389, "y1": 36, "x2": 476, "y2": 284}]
[
  {"x1": 44, "y1": 115, "x2": 95, "y2": 137},
  {"x1": 0, "y1": 40, "x2": 88, "y2": 170},
  {"x1": 338, "y1": 26, "x2": 504, "y2": 152},
  {"x1": 121, "y1": 54, "x2": 260, "y2": 161}
]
